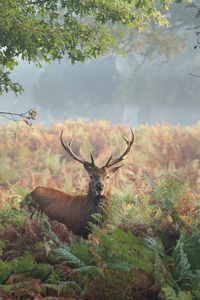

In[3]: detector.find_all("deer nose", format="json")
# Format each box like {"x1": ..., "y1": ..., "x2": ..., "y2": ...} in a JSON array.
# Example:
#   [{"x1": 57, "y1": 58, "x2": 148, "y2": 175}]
[{"x1": 95, "y1": 182, "x2": 104, "y2": 192}]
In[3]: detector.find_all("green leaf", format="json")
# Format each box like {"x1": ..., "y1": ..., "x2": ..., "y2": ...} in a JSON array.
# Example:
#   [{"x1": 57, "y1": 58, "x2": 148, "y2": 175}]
[{"x1": 74, "y1": 266, "x2": 105, "y2": 278}]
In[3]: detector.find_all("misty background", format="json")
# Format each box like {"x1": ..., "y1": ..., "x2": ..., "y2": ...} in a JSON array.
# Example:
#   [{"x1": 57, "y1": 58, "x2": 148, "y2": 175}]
[{"x1": 1, "y1": 3, "x2": 200, "y2": 126}]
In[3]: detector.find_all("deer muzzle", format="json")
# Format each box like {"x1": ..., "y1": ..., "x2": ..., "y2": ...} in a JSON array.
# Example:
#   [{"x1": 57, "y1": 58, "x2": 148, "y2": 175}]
[{"x1": 95, "y1": 181, "x2": 104, "y2": 195}]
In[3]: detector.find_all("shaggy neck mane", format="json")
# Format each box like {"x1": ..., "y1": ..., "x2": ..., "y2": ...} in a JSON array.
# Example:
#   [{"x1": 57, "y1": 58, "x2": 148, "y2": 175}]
[{"x1": 83, "y1": 186, "x2": 112, "y2": 230}]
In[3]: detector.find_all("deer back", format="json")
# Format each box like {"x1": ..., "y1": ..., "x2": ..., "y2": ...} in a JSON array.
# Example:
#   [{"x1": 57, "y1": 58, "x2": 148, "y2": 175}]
[{"x1": 30, "y1": 187, "x2": 88, "y2": 235}]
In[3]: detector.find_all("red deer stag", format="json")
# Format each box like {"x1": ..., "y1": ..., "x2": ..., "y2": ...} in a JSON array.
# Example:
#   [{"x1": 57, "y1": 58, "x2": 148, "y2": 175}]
[{"x1": 29, "y1": 129, "x2": 134, "y2": 237}]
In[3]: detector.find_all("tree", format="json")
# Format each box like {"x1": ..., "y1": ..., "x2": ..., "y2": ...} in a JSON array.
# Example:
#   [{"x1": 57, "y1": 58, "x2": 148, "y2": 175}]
[
  {"x1": 31, "y1": 1, "x2": 200, "y2": 125},
  {"x1": 113, "y1": 2, "x2": 196, "y2": 62},
  {"x1": 0, "y1": 0, "x2": 174, "y2": 96}
]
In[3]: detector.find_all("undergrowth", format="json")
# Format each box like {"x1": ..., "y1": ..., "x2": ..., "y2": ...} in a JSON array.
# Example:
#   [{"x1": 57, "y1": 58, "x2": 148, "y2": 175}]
[
  {"x1": 0, "y1": 122, "x2": 199, "y2": 299},
  {"x1": 0, "y1": 175, "x2": 199, "y2": 299}
]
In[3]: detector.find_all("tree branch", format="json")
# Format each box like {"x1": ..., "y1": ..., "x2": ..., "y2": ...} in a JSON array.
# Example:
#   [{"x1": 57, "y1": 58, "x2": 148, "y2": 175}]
[
  {"x1": 190, "y1": 73, "x2": 200, "y2": 77},
  {"x1": 0, "y1": 109, "x2": 37, "y2": 126}
]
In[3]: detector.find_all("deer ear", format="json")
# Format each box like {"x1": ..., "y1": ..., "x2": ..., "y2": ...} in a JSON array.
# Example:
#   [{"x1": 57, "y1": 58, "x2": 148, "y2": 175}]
[{"x1": 110, "y1": 165, "x2": 122, "y2": 175}]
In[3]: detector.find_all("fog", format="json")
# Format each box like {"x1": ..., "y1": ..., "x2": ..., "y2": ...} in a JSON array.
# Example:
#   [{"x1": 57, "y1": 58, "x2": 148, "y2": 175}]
[{"x1": 1, "y1": 4, "x2": 200, "y2": 126}]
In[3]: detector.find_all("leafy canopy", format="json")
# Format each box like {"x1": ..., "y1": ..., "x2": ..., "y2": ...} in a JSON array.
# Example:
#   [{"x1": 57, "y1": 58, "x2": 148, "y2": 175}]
[{"x1": 0, "y1": 0, "x2": 174, "y2": 94}]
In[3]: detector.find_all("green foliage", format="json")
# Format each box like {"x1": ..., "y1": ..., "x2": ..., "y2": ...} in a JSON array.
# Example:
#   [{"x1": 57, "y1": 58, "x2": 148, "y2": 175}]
[
  {"x1": 0, "y1": 241, "x2": 5, "y2": 257},
  {"x1": 114, "y1": 0, "x2": 196, "y2": 62},
  {"x1": 110, "y1": 186, "x2": 158, "y2": 229},
  {"x1": 96, "y1": 228, "x2": 153, "y2": 273},
  {"x1": 44, "y1": 281, "x2": 81, "y2": 296},
  {"x1": 53, "y1": 247, "x2": 84, "y2": 268},
  {"x1": 0, "y1": 123, "x2": 200, "y2": 298},
  {"x1": 0, "y1": 253, "x2": 52, "y2": 283},
  {"x1": 151, "y1": 175, "x2": 189, "y2": 227},
  {"x1": 12, "y1": 184, "x2": 30, "y2": 198},
  {"x1": 53, "y1": 228, "x2": 154, "y2": 298},
  {"x1": 153, "y1": 175, "x2": 187, "y2": 205},
  {"x1": 0, "y1": 0, "x2": 175, "y2": 94},
  {"x1": 172, "y1": 236, "x2": 194, "y2": 289},
  {"x1": 1, "y1": 181, "x2": 200, "y2": 299},
  {"x1": 181, "y1": 233, "x2": 200, "y2": 270},
  {"x1": 148, "y1": 229, "x2": 200, "y2": 300},
  {"x1": 110, "y1": 186, "x2": 137, "y2": 225},
  {"x1": 163, "y1": 286, "x2": 193, "y2": 300},
  {"x1": 0, "y1": 208, "x2": 25, "y2": 229}
]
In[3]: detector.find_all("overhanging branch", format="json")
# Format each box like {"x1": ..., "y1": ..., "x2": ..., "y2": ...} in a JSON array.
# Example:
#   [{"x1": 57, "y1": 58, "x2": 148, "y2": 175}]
[{"x1": 0, "y1": 109, "x2": 37, "y2": 126}]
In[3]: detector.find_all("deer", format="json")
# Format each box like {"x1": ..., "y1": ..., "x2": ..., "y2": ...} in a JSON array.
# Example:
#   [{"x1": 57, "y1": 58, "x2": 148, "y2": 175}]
[{"x1": 29, "y1": 129, "x2": 134, "y2": 238}]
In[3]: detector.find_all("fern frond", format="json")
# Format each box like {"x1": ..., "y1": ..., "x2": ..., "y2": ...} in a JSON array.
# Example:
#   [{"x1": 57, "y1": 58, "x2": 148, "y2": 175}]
[
  {"x1": 53, "y1": 247, "x2": 84, "y2": 268},
  {"x1": 163, "y1": 286, "x2": 193, "y2": 300},
  {"x1": 73, "y1": 266, "x2": 105, "y2": 278},
  {"x1": 145, "y1": 236, "x2": 166, "y2": 258},
  {"x1": 172, "y1": 236, "x2": 194, "y2": 289}
]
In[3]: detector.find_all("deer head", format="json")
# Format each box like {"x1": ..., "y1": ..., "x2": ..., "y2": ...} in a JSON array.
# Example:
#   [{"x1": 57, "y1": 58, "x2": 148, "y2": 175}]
[{"x1": 60, "y1": 129, "x2": 134, "y2": 197}]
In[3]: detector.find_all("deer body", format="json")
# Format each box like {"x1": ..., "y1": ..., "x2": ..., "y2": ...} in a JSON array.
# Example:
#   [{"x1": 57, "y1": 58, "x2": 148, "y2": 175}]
[
  {"x1": 30, "y1": 186, "x2": 112, "y2": 237},
  {"x1": 29, "y1": 129, "x2": 134, "y2": 237}
]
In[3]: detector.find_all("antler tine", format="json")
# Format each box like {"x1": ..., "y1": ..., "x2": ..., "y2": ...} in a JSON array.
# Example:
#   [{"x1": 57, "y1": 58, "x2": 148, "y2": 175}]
[
  {"x1": 69, "y1": 133, "x2": 75, "y2": 147},
  {"x1": 121, "y1": 134, "x2": 129, "y2": 143},
  {"x1": 103, "y1": 155, "x2": 113, "y2": 168},
  {"x1": 90, "y1": 153, "x2": 95, "y2": 165},
  {"x1": 104, "y1": 128, "x2": 134, "y2": 168},
  {"x1": 60, "y1": 130, "x2": 95, "y2": 166}
]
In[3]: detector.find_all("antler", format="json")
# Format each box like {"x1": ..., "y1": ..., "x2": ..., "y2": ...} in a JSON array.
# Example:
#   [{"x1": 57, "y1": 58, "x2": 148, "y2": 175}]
[
  {"x1": 60, "y1": 130, "x2": 95, "y2": 167},
  {"x1": 103, "y1": 128, "x2": 134, "y2": 168}
]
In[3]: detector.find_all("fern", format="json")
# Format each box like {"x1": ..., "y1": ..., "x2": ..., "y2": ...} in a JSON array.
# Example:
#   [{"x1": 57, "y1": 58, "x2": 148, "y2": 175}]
[
  {"x1": 162, "y1": 286, "x2": 177, "y2": 300},
  {"x1": 172, "y1": 236, "x2": 194, "y2": 289},
  {"x1": 153, "y1": 175, "x2": 187, "y2": 205},
  {"x1": 163, "y1": 286, "x2": 193, "y2": 300},
  {"x1": 182, "y1": 232, "x2": 200, "y2": 270},
  {"x1": 191, "y1": 270, "x2": 200, "y2": 299},
  {"x1": 69, "y1": 239, "x2": 95, "y2": 266},
  {"x1": 53, "y1": 247, "x2": 84, "y2": 267},
  {"x1": 55, "y1": 228, "x2": 154, "y2": 274},
  {"x1": 110, "y1": 187, "x2": 152, "y2": 227},
  {"x1": 44, "y1": 281, "x2": 81, "y2": 295},
  {"x1": 0, "y1": 208, "x2": 25, "y2": 229},
  {"x1": 73, "y1": 266, "x2": 105, "y2": 278},
  {"x1": 145, "y1": 236, "x2": 166, "y2": 258},
  {"x1": 0, "y1": 240, "x2": 5, "y2": 257},
  {"x1": 52, "y1": 227, "x2": 155, "y2": 299},
  {"x1": 0, "y1": 253, "x2": 53, "y2": 283},
  {"x1": 42, "y1": 215, "x2": 63, "y2": 246},
  {"x1": 103, "y1": 228, "x2": 153, "y2": 273}
]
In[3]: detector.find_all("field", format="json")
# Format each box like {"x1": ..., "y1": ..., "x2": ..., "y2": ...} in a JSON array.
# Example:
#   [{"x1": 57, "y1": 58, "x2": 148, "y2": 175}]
[{"x1": 0, "y1": 120, "x2": 200, "y2": 300}]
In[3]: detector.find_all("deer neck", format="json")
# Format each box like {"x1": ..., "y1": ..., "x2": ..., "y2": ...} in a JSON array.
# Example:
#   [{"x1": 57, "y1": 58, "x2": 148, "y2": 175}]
[{"x1": 84, "y1": 187, "x2": 112, "y2": 223}]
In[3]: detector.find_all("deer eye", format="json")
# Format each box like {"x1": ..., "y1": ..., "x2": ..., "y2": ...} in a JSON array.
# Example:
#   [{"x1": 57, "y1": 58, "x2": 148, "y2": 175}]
[{"x1": 106, "y1": 175, "x2": 110, "y2": 180}]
